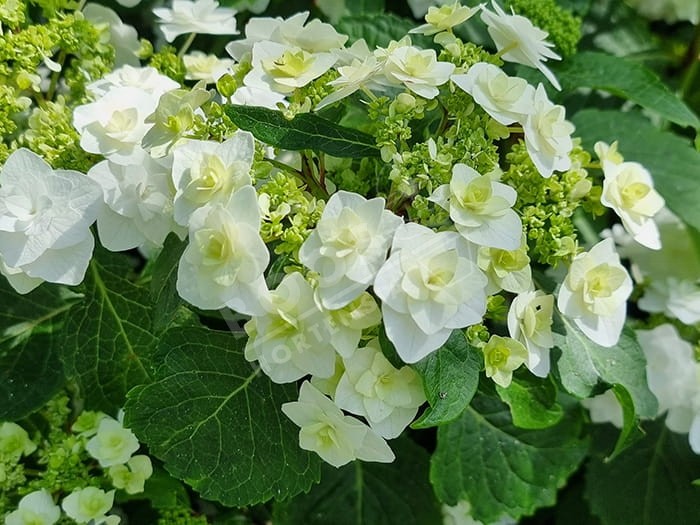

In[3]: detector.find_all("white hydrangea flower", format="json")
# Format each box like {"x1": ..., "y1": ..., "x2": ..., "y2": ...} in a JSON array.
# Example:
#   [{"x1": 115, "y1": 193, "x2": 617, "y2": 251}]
[
  {"x1": 87, "y1": 65, "x2": 180, "y2": 99},
  {"x1": 451, "y1": 62, "x2": 535, "y2": 125},
  {"x1": 108, "y1": 455, "x2": 153, "y2": 494},
  {"x1": 230, "y1": 85, "x2": 288, "y2": 109},
  {"x1": 244, "y1": 272, "x2": 335, "y2": 383},
  {"x1": 4, "y1": 490, "x2": 60, "y2": 525},
  {"x1": 171, "y1": 131, "x2": 255, "y2": 226},
  {"x1": 429, "y1": 163, "x2": 522, "y2": 250},
  {"x1": 594, "y1": 140, "x2": 624, "y2": 165},
  {"x1": 482, "y1": 335, "x2": 528, "y2": 387},
  {"x1": 183, "y1": 51, "x2": 234, "y2": 83},
  {"x1": 0, "y1": 422, "x2": 36, "y2": 461},
  {"x1": 177, "y1": 186, "x2": 269, "y2": 314},
  {"x1": 281, "y1": 381, "x2": 395, "y2": 467},
  {"x1": 507, "y1": 290, "x2": 555, "y2": 377},
  {"x1": 327, "y1": 292, "x2": 382, "y2": 358},
  {"x1": 638, "y1": 324, "x2": 700, "y2": 453},
  {"x1": 299, "y1": 191, "x2": 402, "y2": 310},
  {"x1": 557, "y1": 238, "x2": 632, "y2": 347},
  {"x1": 0, "y1": 257, "x2": 43, "y2": 294},
  {"x1": 153, "y1": 0, "x2": 239, "y2": 43},
  {"x1": 480, "y1": 0, "x2": 561, "y2": 90},
  {"x1": 61, "y1": 487, "x2": 115, "y2": 524},
  {"x1": 82, "y1": 4, "x2": 140, "y2": 67},
  {"x1": 411, "y1": 1, "x2": 481, "y2": 36},
  {"x1": 87, "y1": 153, "x2": 181, "y2": 252},
  {"x1": 244, "y1": 41, "x2": 338, "y2": 95},
  {"x1": 73, "y1": 87, "x2": 159, "y2": 165},
  {"x1": 477, "y1": 237, "x2": 532, "y2": 294},
  {"x1": 374, "y1": 223, "x2": 488, "y2": 363},
  {"x1": 521, "y1": 84, "x2": 574, "y2": 178},
  {"x1": 581, "y1": 389, "x2": 624, "y2": 428},
  {"x1": 85, "y1": 417, "x2": 140, "y2": 468},
  {"x1": 334, "y1": 338, "x2": 426, "y2": 438},
  {"x1": 316, "y1": 55, "x2": 383, "y2": 109},
  {"x1": 0, "y1": 149, "x2": 102, "y2": 291},
  {"x1": 600, "y1": 159, "x2": 665, "y2": 250},
  {"x1": 639, "y1": 277, "x2": 700, "y2": 326},
  {"x1": 380, "y1": 44, "x2": 455, "y2": 99},
  {"x1": 442, "y1": 500, "x2": 517, "y2": 525}
]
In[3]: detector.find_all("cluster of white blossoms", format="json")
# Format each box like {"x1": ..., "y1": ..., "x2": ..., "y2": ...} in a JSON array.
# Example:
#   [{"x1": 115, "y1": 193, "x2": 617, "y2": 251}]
[
  {"x1": 0, "y1": 0, "x2": 675, "y2": 470},
  {"x1": 2, "y1": 414, "x2": 151, "y2": 524}
]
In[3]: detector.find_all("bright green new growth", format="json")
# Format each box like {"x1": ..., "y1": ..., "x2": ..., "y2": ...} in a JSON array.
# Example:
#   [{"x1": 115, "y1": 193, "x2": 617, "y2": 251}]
[
  {"x1": 501, "y1": 140, "x2": 602, "y2": 266},
  {"x1": 149, "y1": 46, "x2": 187, "y2": 84},
  {"x1": 505, "y1": 0, "x2": 582, "y2": 57}
]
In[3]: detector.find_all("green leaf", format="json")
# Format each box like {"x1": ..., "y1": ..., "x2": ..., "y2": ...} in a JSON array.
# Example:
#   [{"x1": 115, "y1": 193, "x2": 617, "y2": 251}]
[
  {"x1": 0, "y1": 281, "x2": 73, "y2": 420},
  {"x1": 411, "y1": 330, "x2": 481, "y2": 428},
  {"x1": 555, "y1": 319, "x2": 657, "y2": 420},
  {"x1": 62, "y1": 250, "x2": 157, "y2": 413},
  {"x1": 224, "y1": 105, "x2": 379, "y2": 158},
  {"x1": 431, "y1": 394, "x2": 588, "y2": 522},
  {"x1": 149, "y1": 234, "x2": 192, "y2": 332},
  {"x1": 336, "y1": 13, "x2": 428, "y2": 49},
  {"x1": 496, "y1": 375, "x2": 564, "y2": 430},
  {"x1": 273, "y1": 438, "x2": 442, "y2": 525},
  {"x1": 586, "y1": 420, "x2": 700, "y2": 525},
  {"x1": 554, "y1": 52, "x2": 699, "y2": 128},
  {"x1": 572, "y1": 109, "x2": 700, "y2": 231},
  {"x1": 606, "y1": 384, "x2": 645, "y2": 460},
  {"x1": 124, "y1": 326, "x2": 321, "y2": 507}
]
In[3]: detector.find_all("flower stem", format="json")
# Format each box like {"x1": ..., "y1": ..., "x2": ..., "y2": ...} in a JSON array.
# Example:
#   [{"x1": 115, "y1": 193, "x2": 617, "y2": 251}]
[{"x1": 178, "y1": 33, "x2": 197, "y2": 58}]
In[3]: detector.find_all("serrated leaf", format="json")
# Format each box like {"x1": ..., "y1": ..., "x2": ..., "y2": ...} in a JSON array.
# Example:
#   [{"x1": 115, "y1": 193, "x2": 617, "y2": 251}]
[
  {"x1": 336, "y1": 13, "x2": 428, "y2": 49},
  {"x1": 555, "y1": 319, "x2": 657, "y2": 420},
  {"x1": 606, "y1": 384, "x2": 645, "y2": 460},
  {"x1": 554, "y1": 52, "x2": 699, "y2": 128},
  {"x1": 224, "y1": 105, "x2": 379, "y2": 158},
  {"x1": 431, "y1": 394, "x2": 588, "y2": 522},
  {"x1": 496, "y1": 375, "x2": 564, "y2": 430},
  {"x1": 0, "y1": 281, "x2": 73, "y2": 420},
  {"x1": 124, "y1": 326, "x2": 321, "y2": 507},
  {"x1": 586, "y1": 420, "x2": 700, "y2": 525},
  {"x1": 62, "y1": 249, "x2": 157, "y2": 413},
  {"x1": 273, "y1": 438, "x2": 441, "y2": 525},
  {"x1": 572, "y1": 109, "x2": 700, "y2": 231},
  {"x1": 412, "y1": 330, "x2": 481, "y2": 428}
]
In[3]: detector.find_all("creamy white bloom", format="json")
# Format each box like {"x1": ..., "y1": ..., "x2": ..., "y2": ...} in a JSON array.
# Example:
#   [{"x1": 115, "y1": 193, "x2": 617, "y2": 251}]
[
  {"x1": 0, "y1": 422, "x2": 36, "y2": 460},
  {"x1": 171, "y1": 131, "x2": 254, "y2": 226},
  {"x1": 600, "y1": 159, "x2": 665, "y2": 250},
  {"x1": 0, "y1": 149, "x2": 102, "y2": 290},
  {"x1": 522, "y1": 84, "x2": 574, "y2": 178},
  {"x1": 327, "y1": 292, "x2": 382, "y2": 358},
  {"x1": 300, "y1": 191, "x2": 402, "y2": 310},
  {"x1": 153, "y1": 0, "x2": 238, "y2": 42},
  {"x1": 5, "y1": 490, "x2": 60, "y2": 525},
  {"x1": 477, "y1": 237, "x2": 532, "y2": 294},
  {"x1": 451, "y1": 62, "x2": 535, "y2": 125},
  {"x1": 480, "y1": 0, "x2": 561, "y2": 90},
  {"x1": 87, "y1": 65, "x2": 180, "y2": 99},
  {"x1": 411, "y1": 2, "x2": 481, "y2": 36},
  {"x1": 557, "y1": 238, "x2": 632, "y2": 347},
  {"x1": 244, "y1": 272, "x2": 335, "y2": 383},
  {"x1": 282, "y1": 381, "x2": 394, "y2": 467},
  {"x1": 183, "y1": 51, "x2": 234, "y2": 83},
  {"x1": 244, "y1": 41, "x2": 337, "y2": 95},
  {"x1": 594, "y1": 140, "x2": 624, "y2": 165},
  {"x1": 482, "y1": 334, "x2": 528, "y2": 387},
  {"x1": 108, "y1": 455, "x2": 153, "y2": 494},
  {"x1": 581, "y1": 389, "x2": 624, "y2": 428},
  {"x1": 73, "y1": 87, "x2": 159, "y2": 164},
  {"x1": 429, "y1": 163, "x2": 521, "y2": 250},
  {"x1": 0, "y1": 257, "x2": 43, "y2": 294},
  {"x1": 380, "y1": 44, "x2": 455, "y2": 99},
  {"x1": 335, "y1": 338, "x2": 426, "y2": 438},
  {"x1": 316, "y1": 55, "x2": 383, "y2": 109},
  {"x1": 230, "y1": 85, "x2": 288, "y2": 109},
  {"x1": 82, "y1": 4, "x2": 140, "y2": 67},
  {"x1": 88, "y1": 153, "x2": 180, "y2": 252},
  {"x1": 639, "y1": 277, "x2": 700, "y2": 325},
  {"x1": 374, "y1": 223, "x2": 488, "y2": 363},
  {"x1": 507, "y1": 290, "x2": 555, "y2": 377},
  {"x1": 85, "y1": 417, "x2": 140, "y2": 467},
  {"x1": 177, "y1": 186, "x2": 269, "y2": 314},
  {"x1": 61, "y1": 487, "x2": 115, "y2": 524}
]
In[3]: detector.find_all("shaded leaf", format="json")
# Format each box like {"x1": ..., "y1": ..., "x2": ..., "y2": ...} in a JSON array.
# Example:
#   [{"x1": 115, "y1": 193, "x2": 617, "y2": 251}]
[
  {"x1": 412, "y1": 330, "x2": 481, "y2": 428},
  {"x1": 336, "y1": 13, "x2": 429, "y2": 48},
  {"x1": 496, "y1": 375, "x2": 564, "y2": 430},
  {"x1": 224, "y1": 105, "x2": 379, "y2": 158},
  {"x1": 124, "y1": 326, "x2": 321, "y2": 507}
]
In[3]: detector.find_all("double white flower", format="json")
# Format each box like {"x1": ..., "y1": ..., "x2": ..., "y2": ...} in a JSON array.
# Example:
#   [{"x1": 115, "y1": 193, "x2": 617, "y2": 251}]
[
  {"x1": 299, "y1": 191, "x2": 402, "y2": 310},
  {"x1": 374, "y1": 223, "x2": 488, "y2": 363},
  {"x1": 153, "y1": 0, "x2": 239, "y2": 42}
]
